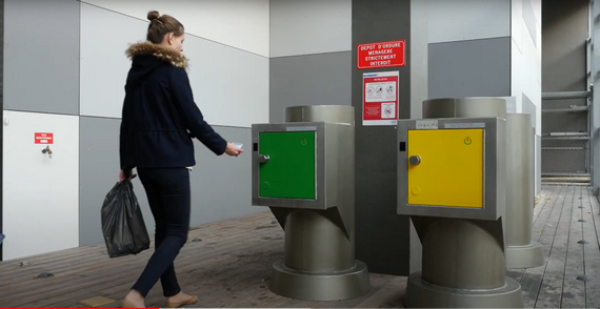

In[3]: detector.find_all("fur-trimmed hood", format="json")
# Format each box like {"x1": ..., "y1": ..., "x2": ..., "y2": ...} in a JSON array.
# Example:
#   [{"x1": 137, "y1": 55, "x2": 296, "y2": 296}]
[{"x1": 126, "y1": 41, "x2": 188, "y2": 69}]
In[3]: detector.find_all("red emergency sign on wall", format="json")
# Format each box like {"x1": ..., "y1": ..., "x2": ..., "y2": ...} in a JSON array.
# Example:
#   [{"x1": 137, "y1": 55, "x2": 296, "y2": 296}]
[
  {"x1": 35, "y1": 132, "x2": 54, "y2": 144},
  {"x1": 357, "y1": 40, "x2": 405, "y2": 69}
]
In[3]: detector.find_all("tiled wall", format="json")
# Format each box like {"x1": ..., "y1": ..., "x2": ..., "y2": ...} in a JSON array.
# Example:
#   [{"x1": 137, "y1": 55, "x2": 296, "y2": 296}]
[{"x1": 3, "y1": 0, "x2": 268, "y2": 259}]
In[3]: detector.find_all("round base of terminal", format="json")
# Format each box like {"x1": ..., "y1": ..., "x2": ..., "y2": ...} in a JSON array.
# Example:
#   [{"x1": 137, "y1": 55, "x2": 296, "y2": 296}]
[
  {"x1": 268, "y1": 259, "x2": 370, "y2": 301},
  {"x1": 506, "y1": 241, "x2": 545, "y2": 269},
  {"x1": 404, "y1": 271, "x2": 524, "y2": 308}
]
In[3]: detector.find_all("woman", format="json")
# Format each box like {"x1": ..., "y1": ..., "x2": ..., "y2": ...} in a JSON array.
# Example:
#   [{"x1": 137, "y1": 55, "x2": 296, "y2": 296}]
[{"x1": 119, "y1": 10, "x2": 243, "y2": 308}]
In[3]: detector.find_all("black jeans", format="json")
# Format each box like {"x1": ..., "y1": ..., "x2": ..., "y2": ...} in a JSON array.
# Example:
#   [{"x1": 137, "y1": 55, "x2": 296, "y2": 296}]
[{"x1": 132, "y1": 167, "x2": 191, "y2": 297}]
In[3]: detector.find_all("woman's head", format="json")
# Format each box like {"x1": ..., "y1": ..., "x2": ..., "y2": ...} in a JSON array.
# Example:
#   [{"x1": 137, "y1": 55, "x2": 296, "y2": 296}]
[{"x1": 146, "y1": 11, "x2": 185, "y2": 52}]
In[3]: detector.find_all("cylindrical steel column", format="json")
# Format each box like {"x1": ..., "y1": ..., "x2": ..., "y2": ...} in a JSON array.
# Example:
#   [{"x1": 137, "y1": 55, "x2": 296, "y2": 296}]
[
  {"x1": 404, "y1": 98, "x2": 523, "y2": 308},
  {"x1": 283, "y1": 209, "x2": 354, "y2": 272},
  {"x1": 504, "y1": 113, "x2": 544, "y2": 269},
  {"x1": 421, "y1": 219, "x2": 505, "y2": 289},
  {"x1": 422, "y1": 97, "x2": 507, "y2": 119},
  {"x1": 268, "y1": 105, "x2": 369, "y2": 301},
  {"x1": 286, "y1": 105, "x2": 355, "y2": 125}
]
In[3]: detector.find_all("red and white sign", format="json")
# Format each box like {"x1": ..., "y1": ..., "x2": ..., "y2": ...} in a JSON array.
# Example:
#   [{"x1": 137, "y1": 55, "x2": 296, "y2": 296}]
[
  {"x1": 35, "y1": 132, "x2": 54, "y2": 144},
  {"x1": 362, "y1": 71, "x2": 399, "y2": 126},
  {"x1": 357, "y1": 40, "x2": 405, "y2": 69}
]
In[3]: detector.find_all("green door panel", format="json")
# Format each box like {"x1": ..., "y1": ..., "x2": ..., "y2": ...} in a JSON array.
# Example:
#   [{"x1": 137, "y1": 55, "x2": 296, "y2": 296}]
[{"x1": 259, "y1": 131, "x2": 316, "y2": 199}]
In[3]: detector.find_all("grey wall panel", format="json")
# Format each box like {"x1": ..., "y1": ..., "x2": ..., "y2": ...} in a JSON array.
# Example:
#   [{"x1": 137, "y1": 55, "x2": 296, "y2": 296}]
[
  {"x1": 189, "y1": 126, "x2": 264, "y2": 228},
  {"x1": 270, "y1": 0, "x2": 351, "y2": 57},
  {"x1": 353, "y1": 0, "x2": 412, "y2": 276},
  {"x1": 79, "y1": 117, "x2": 260, "y2": 246},
  {"x1": 428, "y1": 0, "x2": 510, "y2": 44},
  {"x1": 0, "y1": 0, "x2": 4, "y2": 261},
  {"x1": 79, "y1": 117, "x2": 153, "y2": 246},
  {"x1": 428, "y1": 37, "x2": 511, "y2": 99},
  {"x1": 4, "y1": 0, "x2": 79, "y2": 115},
  {"x1": 410, "y1": 0, "x2": 428, "y2": 120},
  {"x1": 542, "y1": 0, "x2": 588, "y2": 93},
  {"x1": 270, "y1": 52, "x2": 351, "y2": 123},
  {"x1": 536, "y1": 135, "x2": 541, "y2": 193}
]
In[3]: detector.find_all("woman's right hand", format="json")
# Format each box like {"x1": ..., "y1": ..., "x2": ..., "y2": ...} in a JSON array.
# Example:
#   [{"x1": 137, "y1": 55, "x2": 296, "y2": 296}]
[
  {"x1": 119, "y1": 169, "x2": 136, "y2": 182},
  {"x1": 225, "y1": 143, "x2": 243, "y2": 157}
]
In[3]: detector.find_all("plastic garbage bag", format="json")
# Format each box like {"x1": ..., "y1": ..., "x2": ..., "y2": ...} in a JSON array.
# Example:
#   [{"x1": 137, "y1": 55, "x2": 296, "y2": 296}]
[{"x1": 101, "y1": 180, "x2": 150, "y2": 258}]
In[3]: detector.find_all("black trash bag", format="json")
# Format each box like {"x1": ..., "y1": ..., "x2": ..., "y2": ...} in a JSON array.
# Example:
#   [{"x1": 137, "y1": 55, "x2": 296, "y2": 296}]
[{"x1": 101, "y1": 180, "x2": 150, "y2": 258}]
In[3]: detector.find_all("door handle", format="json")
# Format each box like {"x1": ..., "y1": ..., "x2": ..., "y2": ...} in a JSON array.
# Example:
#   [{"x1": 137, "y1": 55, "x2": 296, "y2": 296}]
[
  {"x1": 409, "y1": 155, "x2": 421, "y2": 166},
  {"x1": 258, "y1": 154, "x2": 270, "y2": 164},
  {"x1": 42, "y1": 145, "x2": 53, "y2": 159}
]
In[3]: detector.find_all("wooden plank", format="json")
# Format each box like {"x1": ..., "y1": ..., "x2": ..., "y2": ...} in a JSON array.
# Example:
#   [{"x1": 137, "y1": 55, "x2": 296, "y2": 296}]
[
  {"x1": 1, "y1": 211, "x2": 276, "y2": 287},
  {"x1": 11, "y1": 228, "x2": 282, "y2": 308},
  {"x1": 46, "y1": 248, "x2": 281, "y2": 308},
  {"x1": 2, "y1": 231, "x2": 247, "y2": 301},
  {"x1": 583, "y1": 187, "x2": 600, "y2": 308},
  {"x1": 0, "y1": 211, "x2": 273, "y2": 282},
  {"x1": 16, "y1": 247, "x2": 279, "y2": 308},
  {"x1": 535, "y1": 186, "x2": 575, "y2": 308},
  {"x1": 560, "y1": 187, "x2": 586, "y2": 308},
  {"x1": 0, "y1": 211, "x2": 266, "y2": 270},
  {"x1": 140, "y1": 250, "x2": 280, "y2": 308},
  {"x1": 34, "y1": 225, "x2": 283, "y2": 308},
  {"x1": 520, "y1": 186, "x2": 564, "y2": 308},
  {"x1": 533, "y1": 187, "x2": 553, "y2": 222},
  {"x1": 2, "y1": 214, "x2": 281, "y2": 307}
]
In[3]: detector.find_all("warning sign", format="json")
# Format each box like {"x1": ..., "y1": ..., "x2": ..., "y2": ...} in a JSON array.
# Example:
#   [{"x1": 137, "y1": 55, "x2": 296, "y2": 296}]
[
  {"x1": 357, "y1": 40, "x2": 405, "y2": 69},
  {"x1": 35, "y1": 132, "x2": 54, "y2": 144},
  {"x1": 362, "y1": 71, "x2": 399, "y2": 126}
]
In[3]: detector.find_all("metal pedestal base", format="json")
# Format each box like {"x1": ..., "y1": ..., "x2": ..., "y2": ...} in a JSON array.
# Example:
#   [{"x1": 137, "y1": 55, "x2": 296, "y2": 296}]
[
  {"x1": 404, "y1": 271, "x2": 524, "y2": 308},
  {"x1": 506, "y1": 241, "x2": 545, "y2": 269},
  {"x1": 268, "y1": 260, "x2": 370, "y2": 301}
]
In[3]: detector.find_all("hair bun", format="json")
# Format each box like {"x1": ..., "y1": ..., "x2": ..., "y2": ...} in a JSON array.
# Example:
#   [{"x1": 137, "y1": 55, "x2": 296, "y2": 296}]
[{"x1": 147, "y1": 11, "x2": 160, "y2": 21}]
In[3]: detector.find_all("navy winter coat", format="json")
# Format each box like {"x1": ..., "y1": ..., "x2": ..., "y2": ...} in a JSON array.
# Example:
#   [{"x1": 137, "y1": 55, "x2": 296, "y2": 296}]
[{"x1": 120, "y1": 42, "x2": 227, "y2": 170}]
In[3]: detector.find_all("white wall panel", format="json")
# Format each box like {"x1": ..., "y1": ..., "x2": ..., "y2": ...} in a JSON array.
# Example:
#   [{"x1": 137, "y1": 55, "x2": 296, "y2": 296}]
[
  {"x1": 185, "y1": 35, "x2": 269, "y2": 127},
  {"x1": 81, "y1": 0, "x2": 269, "y2": 57},
  {"x1": 428, "y1": 0, "x2": 510, "y2": 44},
  {"x1": 532, "y1": 0, "x2": 542, "y2": 27},
  {"x1": 80, "y1": 3, "x2": 147, "y2": 118},
  {"x1": 512, "y1": 0, "x2": 542, "y2": 134},
  {"x1": 512, "y1": 0, "x2": 524, "y2": 52},
  {"x1": 2, "y1": 111, "x2": 79, "y2": 260},
  {"x1": 80, "y1": 4, "x2": 268, "y2": 127},
  {"x1": 270, "y1": 0, "x2": 351, "y2": 57},
  {"x1": 511, "y1": 40, "x2": 524, "y2": 113}
]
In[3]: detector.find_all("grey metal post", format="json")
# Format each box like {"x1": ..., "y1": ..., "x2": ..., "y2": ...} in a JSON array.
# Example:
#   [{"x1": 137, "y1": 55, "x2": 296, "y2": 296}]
[
  {"x1": 504, "y1": 113, "x2": 545, "y2": 269},
  {"x1": 592, "y1": 0, "x2": 600, "y2": 194},
  {"x1": 402, "y1": 98, "x2": 524, "y2": 308},
  {"x1": 254, "y1": 105, "x2": 370, "y2": 301}
]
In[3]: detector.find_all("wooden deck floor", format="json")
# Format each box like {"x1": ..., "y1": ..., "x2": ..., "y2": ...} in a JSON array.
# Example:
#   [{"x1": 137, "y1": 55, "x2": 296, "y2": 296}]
[
  {"x1": 507, "y1": 186, "x2": 600, "y2": 309},
  {"x1": 0, "y1": 212, "x2": 405, "y2": 308},
  {"x1": 0, "y1": 186, "x2": 598, "y2": 308}
]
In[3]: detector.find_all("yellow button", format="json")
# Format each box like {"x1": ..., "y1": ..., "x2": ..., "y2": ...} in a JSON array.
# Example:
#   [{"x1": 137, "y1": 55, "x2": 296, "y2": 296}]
[{"x1": 412, "y1": 186, "x2": 422, "y2": 196}]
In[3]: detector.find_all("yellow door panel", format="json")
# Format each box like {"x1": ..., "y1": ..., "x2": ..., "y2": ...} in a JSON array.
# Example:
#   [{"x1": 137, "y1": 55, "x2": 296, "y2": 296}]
[{"x1": 407, "y1": 129, "x2": 484, "y2": 208}]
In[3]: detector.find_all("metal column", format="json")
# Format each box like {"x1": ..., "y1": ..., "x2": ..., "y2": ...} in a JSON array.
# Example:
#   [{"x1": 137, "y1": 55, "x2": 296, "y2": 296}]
[
  {"x1": 401, "y1": 98, "x2": 524, "y2": 308},
  {"x1": 252, "y1": 105, "x2": 370, "y2": 301},
  {"x1": 504, "y1": 113, "x2": 545, "y2": 269}
]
